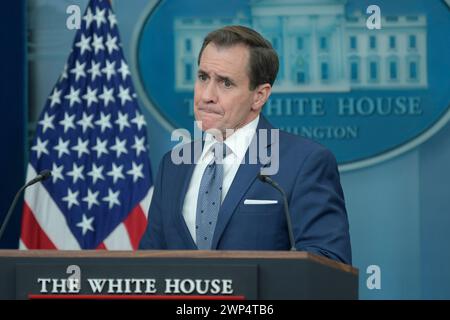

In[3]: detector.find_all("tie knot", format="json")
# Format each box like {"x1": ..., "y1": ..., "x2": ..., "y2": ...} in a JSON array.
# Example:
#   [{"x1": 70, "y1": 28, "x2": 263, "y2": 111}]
[{"x1": 211, "y1": 142, "x2": 230, "y2": 163}]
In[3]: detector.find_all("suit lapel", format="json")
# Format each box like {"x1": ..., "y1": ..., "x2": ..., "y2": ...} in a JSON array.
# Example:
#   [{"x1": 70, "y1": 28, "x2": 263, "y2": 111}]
[
  {"x1": 210, "y1": 162, "x2": 261, "y2": 249},
  {"x1": 211, "y1": 116, "x2": 274, "y2": 249},
  {"x1": 173, "y1": 140, "x2": 203, "y2": 249}
]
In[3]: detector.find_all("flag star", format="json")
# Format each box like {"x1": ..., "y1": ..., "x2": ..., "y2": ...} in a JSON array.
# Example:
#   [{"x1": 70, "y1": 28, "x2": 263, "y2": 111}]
[
  {"x1": 107, "y1": 163, "x2": 125, "y2": 183},
  {"x1": 59, "y1": 63, "x2": 68, "y2": 82},
  {"x1": 66, "y1": 163, "x2": 85, "y2": 184},
  {"x1": 31, "y1": 138, "x2": 49, "y2": 159},
  {"x1": 64, "y1": 86, "x2": 81, "y2": 107},
  {"x1": 76, "y1": 214, "x2": 95, "y2": 236},
  {"x1": 118, "y1": 60, "x2": 131, "y2": 80},
  {"x1": 82, "y1": 189, "x2": 100, "y2": 210},
  {"x1": 87, "y1": 61, "x2": 102, "y2": 81},
  {"x1": 75, "y1": 34, "x2": 91, "y2": 55},
  {"x1": 98, "y1": 85, "x2": 115, "y2": 107},
  {"x1": 83, "y1": 7, "x2": 94, "y2": 29},
  {"x1": 91, "y1": 34, "x2": 104, "y2": 55},
  {"x1": 82, "y1": 86, "x2": 98, "y2": 107},
  {"x1": 108, "y1": 10, "x2": 117, "y2": 28},
  {"x1": 131, "y1": 112, "x2": 147, "y2": 130},
  {"x1": 110, "y1": 137, "x2": 128, "y2": 158},
  {"x1": 105, "y1": 34, "x2": 119, "y2": 54},
  {"x1": 93, "y1": 7, "x2": 106, "y2": 28},
  {"x1": 62, "y1": 188, "x2": 80, "y2": 209},
  {"x1": 92, "y1": 137, "x2": 109, "y2": 158},
  {"x1": 101, "y1": 60, "x2": 116, "y2": 81},
  {"x1": 127, "y1": 161, "x2": 144, "y2": 182},
  {"x1": 51, "y1": 163, "x2": 64, "y2": 183},
  {"x1": 59, "y1": 112, "x2": 76, "y2": 133},
  {"x1": 95, "y1": 112, "x2": 112, "y2": 132},
  {"x1": 77, "y1": 112, "x2": 95, "y2": 133},
  {"x1": 53, "y1": 137, "x2": 70, "y2": 158},
  {"x1": 87, "y1": 163, "x2": 105, "y2": 184},
  {"x1": 131, "y1": 136, "x2": 146, "y2": 156},
  {"x1": 69, "y1": 61, "x2": 86, "y2": 82},
  {"x1": 38, "y1": 112, "x2": 55, "y2": 133},
  {"x1": 115, "y1": 111, "x2": 131, "y2": 132},
  {"x1": 117, "y1": 85, "x2": 132, "y2": 106},
  {"x1": 71, "y1": 138, "x2": 90, "y2": 158},
  {"x1": 48, "y1": 88, "x2": 62, "y2": 107},
  {"x1": 103, "y1": 188, "x2": 121, "y2": 209}
]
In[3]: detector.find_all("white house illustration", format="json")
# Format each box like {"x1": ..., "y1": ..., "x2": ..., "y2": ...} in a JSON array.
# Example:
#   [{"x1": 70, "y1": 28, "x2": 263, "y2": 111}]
[{"x1": 174, "y1": 0, "x2": 427, "y2": 92}]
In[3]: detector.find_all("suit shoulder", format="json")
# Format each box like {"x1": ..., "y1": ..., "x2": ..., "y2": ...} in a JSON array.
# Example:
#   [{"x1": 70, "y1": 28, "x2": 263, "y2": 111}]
[{"x1": 276, "y1": 130, "x2": 340, "y2": 180}]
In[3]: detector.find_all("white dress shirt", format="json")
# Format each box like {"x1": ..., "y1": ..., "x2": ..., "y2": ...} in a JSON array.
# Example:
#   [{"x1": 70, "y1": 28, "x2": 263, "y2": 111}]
[{"x1": 182, "y1": 115, "x2": 260, "y2": 244}]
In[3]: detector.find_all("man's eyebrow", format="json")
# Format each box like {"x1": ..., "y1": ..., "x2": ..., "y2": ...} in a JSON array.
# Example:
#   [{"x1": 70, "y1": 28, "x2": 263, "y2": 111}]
[
  {"x1": 216, "y1": 74, "x2": 235, "y2": 84},
  {"x1": 197, "y1": 69, "x2": 235, "y2": 84}
]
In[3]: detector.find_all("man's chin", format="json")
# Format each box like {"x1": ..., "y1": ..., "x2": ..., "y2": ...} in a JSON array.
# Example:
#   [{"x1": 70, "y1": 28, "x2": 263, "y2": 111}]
[
  {"x1": 196, "y1": 122, "x2": 225, "y2": 137},
  {"x1": 201, "y1": 123, "x2": 222, "y2": 133},
  {"x1": 195, "y1": 117, "x2": 220, "y2": 131}
]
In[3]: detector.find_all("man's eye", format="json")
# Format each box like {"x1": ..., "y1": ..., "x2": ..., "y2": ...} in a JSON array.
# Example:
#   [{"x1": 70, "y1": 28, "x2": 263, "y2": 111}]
[
  {"x1": 198, "y1": 74, "x2": 207, "y2": 81},
  {"x1": 223, "y1": 79, "x2": 232, "y2": 88}
]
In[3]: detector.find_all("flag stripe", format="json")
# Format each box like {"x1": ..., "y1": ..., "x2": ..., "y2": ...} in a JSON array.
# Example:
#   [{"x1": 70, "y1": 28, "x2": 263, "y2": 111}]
[
  {"x1": 96, "y1": 242, "x2": 107, "y2": 250},
  {"x1": 19, "y1": 239, "x2": 28, "y2": 250},
  {"x1": 23, "y1": 164, "x2": 81, "y2": 249},
  {"x1": 20, "y1": 202, "x2": 57, "y2": 249},
  {"x1": 103, "y1": 223, "x2": 133, "y2": 250},
  {"x1": 123, "y1": 205, "x2": 148, "y2": 250},
  {"x1": 104, "y1": 186, "x2": 153, "y2": 250},
  {"x1": 139, "y1": 186, "x2": 154, "y2": 219}
]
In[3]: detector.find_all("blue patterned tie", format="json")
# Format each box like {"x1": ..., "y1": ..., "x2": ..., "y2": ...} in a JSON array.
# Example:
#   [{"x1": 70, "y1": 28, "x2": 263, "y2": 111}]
[{"x1": 195, "y1": 143, "x2": 228, "y2": 249}]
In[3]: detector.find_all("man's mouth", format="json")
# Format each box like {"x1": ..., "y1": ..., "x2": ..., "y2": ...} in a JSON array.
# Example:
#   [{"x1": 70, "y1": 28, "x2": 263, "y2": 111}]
[{"x1": 198, "y1": 106, "x2": 223, "y2": 115}]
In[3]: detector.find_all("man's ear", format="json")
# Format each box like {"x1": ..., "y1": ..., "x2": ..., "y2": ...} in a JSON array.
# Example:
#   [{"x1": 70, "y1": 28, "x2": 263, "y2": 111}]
[{"x1": 252, "y1": 83, "x2": 272, "y2": 112}]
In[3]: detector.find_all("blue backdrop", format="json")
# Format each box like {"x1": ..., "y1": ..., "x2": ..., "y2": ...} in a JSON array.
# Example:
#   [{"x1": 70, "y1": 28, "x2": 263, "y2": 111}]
[{"x1": 0, "y1": 0, "x2": 26, "y2": 250}]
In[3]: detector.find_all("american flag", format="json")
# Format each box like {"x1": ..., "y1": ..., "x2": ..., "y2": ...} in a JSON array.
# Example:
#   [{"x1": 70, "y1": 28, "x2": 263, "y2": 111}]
[{"x1": 20, "y1": 0, "x2": 153, "y2": 250}]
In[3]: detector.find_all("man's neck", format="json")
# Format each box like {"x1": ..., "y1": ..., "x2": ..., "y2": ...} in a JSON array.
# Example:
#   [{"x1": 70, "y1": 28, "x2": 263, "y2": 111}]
[{"x1": 222, "y1": 115, "x2": 260, "y2": 141}]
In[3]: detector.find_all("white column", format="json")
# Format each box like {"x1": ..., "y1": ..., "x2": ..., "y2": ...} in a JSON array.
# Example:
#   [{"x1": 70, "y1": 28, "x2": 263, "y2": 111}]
[
  {"x1": 338, "y1": 15, "x2": 346, "y2": 83},
  {"x1": 310, "y1": 15, "x2": 319, "y2": 86},
  {"x1": 281, "y1": 16, "x2": 290, "y2": 86}
]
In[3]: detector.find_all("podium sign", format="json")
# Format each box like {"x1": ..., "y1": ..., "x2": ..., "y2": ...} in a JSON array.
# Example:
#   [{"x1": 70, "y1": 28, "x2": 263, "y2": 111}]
[
  {"x1": 15, "y1": 263, "x2": 257, "y2": 299},
  {"x1": 0, "y1": 250, "x2": 358, "y2": 300}
]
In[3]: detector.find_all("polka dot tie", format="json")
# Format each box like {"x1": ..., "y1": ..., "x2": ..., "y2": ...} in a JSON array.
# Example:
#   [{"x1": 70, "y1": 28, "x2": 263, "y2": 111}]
[{"x1": 195, "y1": 143, "x2": 228, "y2": 249}]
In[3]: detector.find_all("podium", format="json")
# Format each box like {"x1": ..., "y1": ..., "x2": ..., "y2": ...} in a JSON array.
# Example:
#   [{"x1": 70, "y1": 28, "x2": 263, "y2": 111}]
[{"x1": 0, "y1": 250, "x2": 358, "y2": 300}]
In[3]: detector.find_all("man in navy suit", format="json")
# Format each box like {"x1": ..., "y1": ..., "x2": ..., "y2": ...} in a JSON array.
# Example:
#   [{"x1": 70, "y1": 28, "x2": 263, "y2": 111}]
[{"x1": 139, "y1": 26, "x2": 352, "y2": 265}]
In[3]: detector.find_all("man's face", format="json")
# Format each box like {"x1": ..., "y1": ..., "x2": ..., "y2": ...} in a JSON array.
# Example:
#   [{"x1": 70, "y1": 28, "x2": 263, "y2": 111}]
[{"x1": 194, "y1": 43, "x2": 264, "y2": 138}]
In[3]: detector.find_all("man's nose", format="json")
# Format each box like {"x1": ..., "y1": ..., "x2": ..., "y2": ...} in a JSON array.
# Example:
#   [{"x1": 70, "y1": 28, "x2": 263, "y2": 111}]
[{"x1": 201, "y1": 81, "x2": 218, "y2": 104}]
